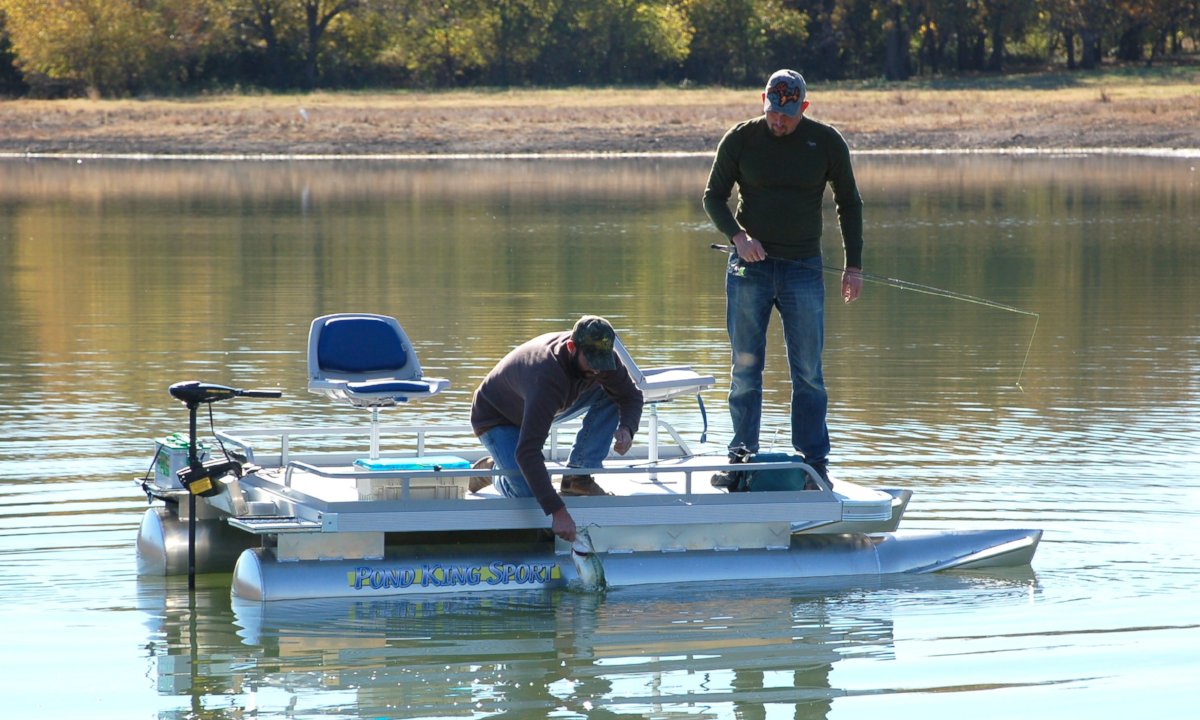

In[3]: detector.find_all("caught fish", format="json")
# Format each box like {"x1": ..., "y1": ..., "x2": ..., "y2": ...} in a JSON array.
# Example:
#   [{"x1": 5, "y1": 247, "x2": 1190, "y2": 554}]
[{"x1": 571, "y1": 528, "x2": 605, "y2": 591}]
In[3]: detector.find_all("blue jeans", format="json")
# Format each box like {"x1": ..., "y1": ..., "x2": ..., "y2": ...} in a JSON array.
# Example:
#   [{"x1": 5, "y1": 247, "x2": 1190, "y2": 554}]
[
  {"x1": 478, "y1": 385, "x2": 620, "y2": 498},
  {"x1": 725, "y1": 254, "x2": 830, "y2": 466}
]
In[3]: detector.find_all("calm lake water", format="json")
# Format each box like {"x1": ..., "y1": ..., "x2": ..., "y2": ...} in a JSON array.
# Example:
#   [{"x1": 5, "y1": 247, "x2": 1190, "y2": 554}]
[{"x1": 1, "y1": 153, "x2": 1197, "y2": 719}]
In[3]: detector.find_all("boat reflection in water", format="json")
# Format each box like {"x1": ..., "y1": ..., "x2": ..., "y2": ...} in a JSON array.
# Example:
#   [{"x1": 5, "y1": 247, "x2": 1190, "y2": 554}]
[
  {"x1": 138, "y1": 569, "x2": 1037, "y2": 717},
  {"x1": 231, "y1": 584, "x2": 870, "y2": 716}
]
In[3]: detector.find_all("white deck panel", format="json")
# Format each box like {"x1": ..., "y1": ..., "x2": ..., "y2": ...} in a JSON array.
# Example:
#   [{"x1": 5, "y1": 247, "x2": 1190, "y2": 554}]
[{"x1": 234, "y1": 454, "x2": 891, "y2": 538}]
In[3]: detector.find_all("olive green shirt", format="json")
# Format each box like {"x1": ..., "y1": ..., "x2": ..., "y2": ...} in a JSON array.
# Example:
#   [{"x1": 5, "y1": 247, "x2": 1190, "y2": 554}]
[{"x1": 703, "y1": 116, "x2": 863, "y2": 268}]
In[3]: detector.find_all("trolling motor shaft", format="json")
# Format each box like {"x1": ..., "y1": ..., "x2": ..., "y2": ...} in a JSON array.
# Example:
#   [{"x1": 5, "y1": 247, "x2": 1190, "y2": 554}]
[{"x1": 167, "y1": 380, "x2": 281, "y2": 590}]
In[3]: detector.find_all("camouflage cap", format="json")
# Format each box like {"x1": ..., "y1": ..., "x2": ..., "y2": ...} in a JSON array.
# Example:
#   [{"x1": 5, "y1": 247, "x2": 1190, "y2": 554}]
[
  {"x1": 764, "y1": 69, "x2": 807, "y2": 117},
  {"x1": 571, "y1": 315, "x2": 617, "y2": 371}
]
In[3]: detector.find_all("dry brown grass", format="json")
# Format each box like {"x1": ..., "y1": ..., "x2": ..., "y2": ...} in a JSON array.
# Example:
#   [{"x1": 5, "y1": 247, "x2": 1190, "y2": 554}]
[{"x1": 1, "y1": 73, "x2": 1197, "y2": 157}]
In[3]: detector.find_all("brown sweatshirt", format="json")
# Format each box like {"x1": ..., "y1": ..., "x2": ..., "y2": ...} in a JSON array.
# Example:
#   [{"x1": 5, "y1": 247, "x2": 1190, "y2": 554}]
[{"x1": 470, "y1": 331, "x2": 643, "y2": 515}]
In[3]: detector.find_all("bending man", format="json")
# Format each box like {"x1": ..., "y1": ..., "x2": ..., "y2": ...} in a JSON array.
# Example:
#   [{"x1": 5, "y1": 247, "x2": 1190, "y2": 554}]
[{"x1": 470, "y1": 315, "x2": 643, "y2": 541}]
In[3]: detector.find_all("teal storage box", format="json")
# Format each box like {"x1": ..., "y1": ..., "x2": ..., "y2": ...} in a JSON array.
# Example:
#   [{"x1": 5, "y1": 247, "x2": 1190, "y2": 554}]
[
  {"x1": 353, "y1": 455, "x2": 472, "y2": 501},
  {"x1": 353, "y1": 455, "x2": 471, "y2": 472}
]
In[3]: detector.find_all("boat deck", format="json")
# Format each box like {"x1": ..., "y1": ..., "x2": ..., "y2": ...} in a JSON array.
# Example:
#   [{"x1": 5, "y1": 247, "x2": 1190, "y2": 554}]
[
  {"x1": 140, "y1": 419, "x2": 908, "y2": 554},
  {"x1": 232, "y1": 454, "x2": 898, "y2": 540}
]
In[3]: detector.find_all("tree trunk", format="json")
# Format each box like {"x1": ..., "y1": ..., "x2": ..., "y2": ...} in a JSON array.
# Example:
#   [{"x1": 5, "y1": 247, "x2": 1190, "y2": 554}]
[
  {"x1": 883, "y1": 4, "x2": 908, "y2": 80},
  {"x1": 1080, "y1": 30, "x2": 1101, "y2": 69},
  {"x1": 987, "y1": 25, "x2": 1005, "y2": 71},
  {"x1": 955, "y1": 27, "x2": 971, "y2": 71},
  {"x1": 972, "y1": 32, "x2": 986, "y2": 70},
  {"x1": 1116, "y1": 25, "x2": 1145, "y2": 62}
]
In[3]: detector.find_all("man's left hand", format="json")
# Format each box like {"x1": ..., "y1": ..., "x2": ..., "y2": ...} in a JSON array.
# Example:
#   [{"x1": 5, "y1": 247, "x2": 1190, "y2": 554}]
[
  {"x1": 842, "y1": 267, "x2": 863, "y2": 304},
  {"x1": 612, "y1": 426, "x2": 633, "y2": 455},
  {"x1": 551, "y1": 507, "x2": 577, "y2": 542}
]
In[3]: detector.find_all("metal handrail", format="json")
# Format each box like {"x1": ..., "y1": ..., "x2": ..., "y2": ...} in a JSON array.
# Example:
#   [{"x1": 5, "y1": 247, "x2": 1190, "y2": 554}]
[
  {"x1": 282, "y1": 458, "x2": 824, "y2": 497},
  {"x1": 216, "y1": 414, "x2": 697, "y2": 469}
]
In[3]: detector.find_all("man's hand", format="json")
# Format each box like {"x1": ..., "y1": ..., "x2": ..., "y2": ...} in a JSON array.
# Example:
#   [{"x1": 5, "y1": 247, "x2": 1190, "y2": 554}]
[
  {"x1": 612, "y1": 426, "x2": 633, "y2": 455},
  {"x1": 842, "y1": 267, "x2": 863, "y2": 303},
  {"x1": 732, "y1": 231, "x2": 767, "y2": 263},
  {"x1": 551, "y1": 507, "x2": 577, "y2": 542}
]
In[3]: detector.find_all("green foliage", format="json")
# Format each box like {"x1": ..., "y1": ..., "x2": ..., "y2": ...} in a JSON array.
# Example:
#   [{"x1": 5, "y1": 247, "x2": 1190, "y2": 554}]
[
  {"x1": 634, "y1": 2, "x2": 694, "y2": 68},
  {"x1": 532, "y1": 0, "x2": 695, "y2": 85},
  {"x1": 316, "y1": 5, "x2": 396, "y2": 86},
  {"x1": 158, "y1": 0, "x2": 235, "y2": 88},
  {"x1": 379, "y1": 0, "x2": 495, "y2": 86},
  {"x1": 0, "y1": 0, "x2": 163, "y2": 95},
  {"x1": 488, "y1": 0, "x2": 562, "y2": 85},
  {"x1": 0, "y1": 0, "x2": 1195, "y2": 96},
  {"x1": 683, "y1": 0, "x2": 809, "y2": 85}
]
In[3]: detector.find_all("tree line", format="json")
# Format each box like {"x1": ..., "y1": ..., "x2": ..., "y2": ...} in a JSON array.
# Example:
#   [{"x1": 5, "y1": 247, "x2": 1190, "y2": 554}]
[{"x1": 0, "y1": 0, "x2": 1196, "y2": 97}]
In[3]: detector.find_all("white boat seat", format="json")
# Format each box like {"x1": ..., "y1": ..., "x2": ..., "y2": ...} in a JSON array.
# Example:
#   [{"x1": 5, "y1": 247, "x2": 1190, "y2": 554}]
[
  {"x1": 636, "y1": 366, "x2": 718, "y2": 403},
  {"x1": 307, "y1": 313, "x2": 449, "y2": 459},
  {"x1": 549, "y1": 337, "x2": 716, "y2": 463},
  {"x1": 613, "y1": 338, "x2": 716, "y2": 406},
  {"x1": 614, "y1": 338, "x2": 716, "y2": 457}
]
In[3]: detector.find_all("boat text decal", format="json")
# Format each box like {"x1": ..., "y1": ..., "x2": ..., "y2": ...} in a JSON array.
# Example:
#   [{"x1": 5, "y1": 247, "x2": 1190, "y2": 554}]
[{"x1": 348, "y1": 561, "x2": 561, "y2": 591}]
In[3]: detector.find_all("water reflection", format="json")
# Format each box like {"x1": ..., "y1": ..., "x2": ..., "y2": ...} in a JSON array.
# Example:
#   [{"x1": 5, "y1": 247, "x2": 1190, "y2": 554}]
[
  {"x1": 133, "y1": 572, "x2": 1037, "y2": 719},
  {"x1": 2, "y1": 154, "x2": 1198, "y2": 718},
  {"x1": 2, "y1": 155, "x2": 1196, "y2": 476}
]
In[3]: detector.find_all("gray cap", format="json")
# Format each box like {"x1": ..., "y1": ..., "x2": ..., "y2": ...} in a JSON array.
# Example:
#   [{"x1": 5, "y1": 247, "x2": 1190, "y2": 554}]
[
  {"x1": 764, "y1": 69, "x2": 807, "y2": 117},
  {"x1": 571, "y1": 315, "x2": 617, "y2": 371}
]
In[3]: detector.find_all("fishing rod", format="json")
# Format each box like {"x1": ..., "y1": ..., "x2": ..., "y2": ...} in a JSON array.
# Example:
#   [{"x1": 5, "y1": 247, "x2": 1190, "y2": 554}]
[{"x1": 710, "y1": 244, "x2": 1040, "y2": 390}]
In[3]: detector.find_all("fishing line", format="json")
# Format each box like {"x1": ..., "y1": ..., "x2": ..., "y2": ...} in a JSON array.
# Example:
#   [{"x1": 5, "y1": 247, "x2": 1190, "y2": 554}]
[{"x1": 710, "y1": 244, "x2": 1039, "y2": 390}]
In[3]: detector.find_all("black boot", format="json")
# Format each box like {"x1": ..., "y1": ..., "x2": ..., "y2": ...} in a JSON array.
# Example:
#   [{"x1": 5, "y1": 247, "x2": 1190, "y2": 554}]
[{"x1": 711, "y1": 447, "x2": 752, "y2": 492}]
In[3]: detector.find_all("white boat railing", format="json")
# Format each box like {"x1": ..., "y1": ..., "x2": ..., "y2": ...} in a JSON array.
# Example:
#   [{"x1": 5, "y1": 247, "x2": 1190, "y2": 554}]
[
  {"x1": 216, "y1": 423, "x2": 478, "y2": 468},
  {"x1": 215, "y1": 414, "x2": 699, "y2": 470},
  {"x1": 277, "y1": 458, "x2": 818, "y2": 497}
]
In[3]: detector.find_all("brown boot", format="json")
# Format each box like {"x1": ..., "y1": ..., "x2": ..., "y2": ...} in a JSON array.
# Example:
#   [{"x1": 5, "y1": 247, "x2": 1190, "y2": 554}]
[
  {"x1": 560, "y1": 474, "x2": 610, "y2": 496},
  {"x1": 469, "y1": 456, "x2": 494, "y2": 494}
]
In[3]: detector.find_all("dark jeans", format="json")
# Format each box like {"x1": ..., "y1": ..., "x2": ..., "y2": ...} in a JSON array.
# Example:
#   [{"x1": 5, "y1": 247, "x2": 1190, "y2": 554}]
[
  {"x1": 725, "y1": 253, "x2": 830, "y2": 465},
  {"x1": 478, "y1": 386, "x2": 619, "y2": 497}
]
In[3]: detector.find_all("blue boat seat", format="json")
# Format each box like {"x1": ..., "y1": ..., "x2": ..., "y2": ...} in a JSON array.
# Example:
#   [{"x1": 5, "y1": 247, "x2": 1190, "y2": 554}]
[
  {"x1": 307, "y1": 313, "x2": 449, "y2": 407},
  {"x1": 307, "y1": 313, "x2": 449, "y2": 460}
]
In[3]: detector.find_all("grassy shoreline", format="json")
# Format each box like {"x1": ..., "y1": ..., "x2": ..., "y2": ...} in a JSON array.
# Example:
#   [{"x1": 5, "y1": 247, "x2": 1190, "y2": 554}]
[{"x1": 2, "y1": 69, "x2": 1197, "y2": 157}]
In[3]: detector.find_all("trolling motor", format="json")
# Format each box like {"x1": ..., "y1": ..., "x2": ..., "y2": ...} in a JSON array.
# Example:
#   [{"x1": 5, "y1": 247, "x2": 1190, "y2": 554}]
[
  {"x1": 168, "y1": 381, "x2": 281, "y2": 497},
  {"x1": 167, "y1": 380, "x2": 282, "y2": 589}
]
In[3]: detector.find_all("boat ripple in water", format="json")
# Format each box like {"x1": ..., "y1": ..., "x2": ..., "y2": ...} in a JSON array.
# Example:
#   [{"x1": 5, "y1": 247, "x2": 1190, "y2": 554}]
[{"x1": 571, "y1": 528, "x2": 605, "y2": 591}]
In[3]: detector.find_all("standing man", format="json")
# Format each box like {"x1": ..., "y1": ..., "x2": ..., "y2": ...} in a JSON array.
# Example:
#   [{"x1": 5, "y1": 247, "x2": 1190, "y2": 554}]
[
  {"x1": 702, "y1": 69, "x2": 864, "y2": 483},
  {"x1": 470, "y1": 315, "x2": 643, "y2": 542}
]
